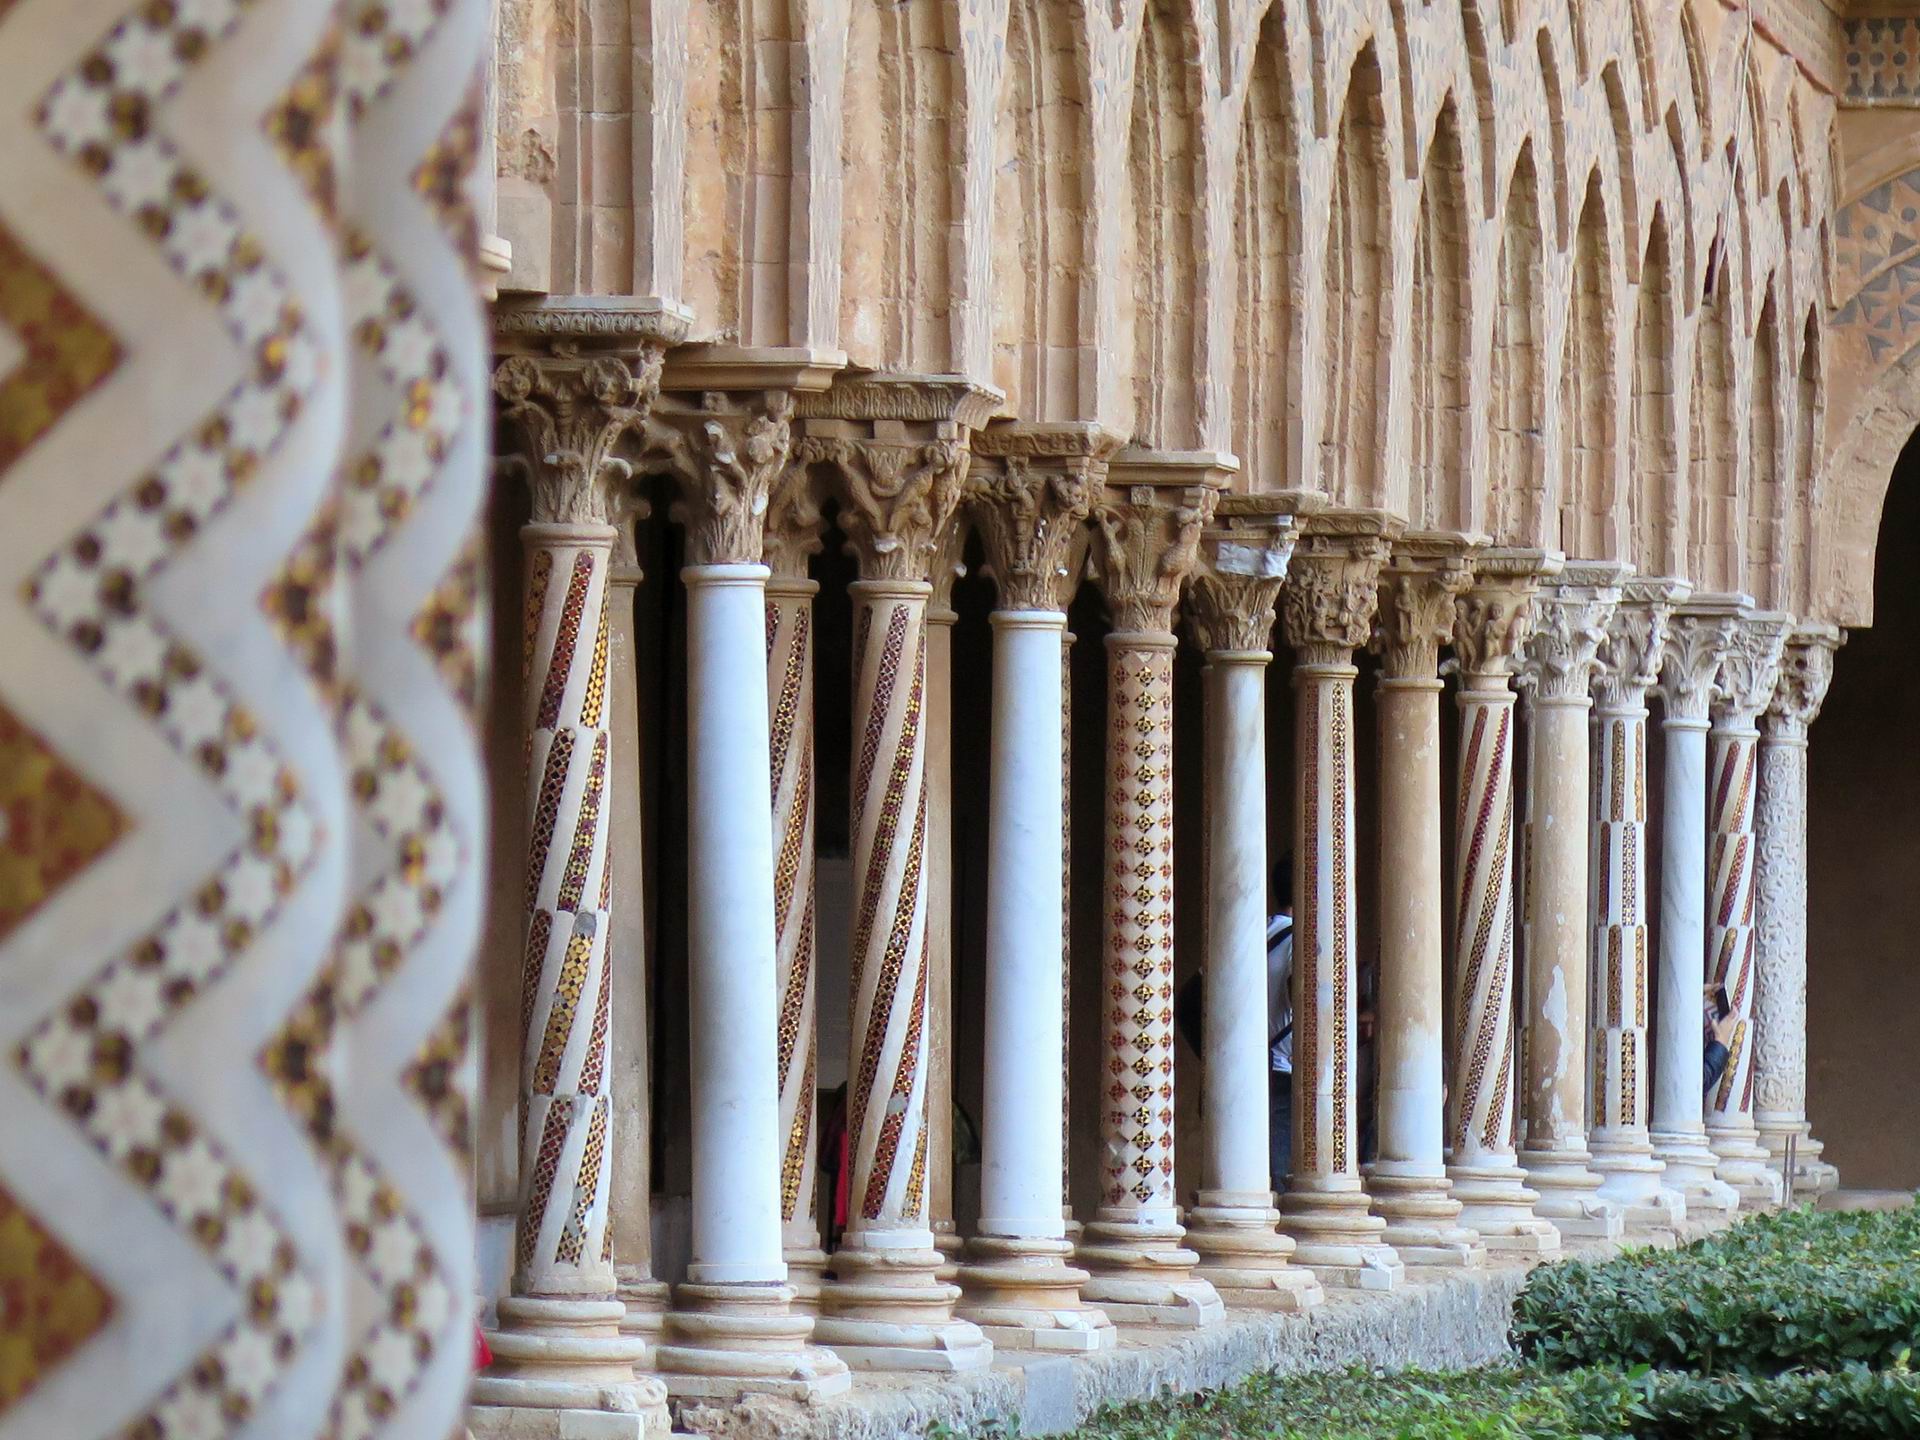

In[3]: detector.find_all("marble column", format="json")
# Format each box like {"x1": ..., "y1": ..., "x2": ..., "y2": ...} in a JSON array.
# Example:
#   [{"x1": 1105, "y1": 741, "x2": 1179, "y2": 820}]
[
  {"x1": 1184, "y1": 500, "x2": 1325, "y2": 1310},
  {"x1": 955, "y1": 422, "x2": 1118, "y2": 1351},
  {"x1": 1073, "y1": 453, "x2": 1228, "y2": 1326},
  {"x1": 1586, "y1": 579, "x2": 1689, "y2": 1230},
  {"x1": 802, "y1": 374, "x2": 998, "y2": 1372},
  {"x1": 1703, "y1": 610, "x2": 1791, "y2": 1208},
  {"x1": 648, "y1": 377, "x2": 851, "y2": 1398},
  {"x1": 479, "y1": 327, "x2": 682, "y2": 1435},
  {"x1": 1515, "y1": 564, "x2": 1626, "y2": 1242},
  {"x1": 1063, "y1": 623, "x2": 1081, "y2": 1237},
  {"x1": 926, "y1": 520, "x2": 966, "y2": 1283},
  {"x1": 1274, "y1": 513, "x2": 1407, "y2": 1290},
  {"x1": 1648, "y1": 593, "x2": 1743, "y2": 1215},
  {"x1": 1753, "y1": 625, "x2": 1843, "y2": 1193},
  {"x1": 764, "y1": 471, "x2": 830, "y2": 1308},
  {"x1": 1445, "y1": 549, "x2": 1562, "y2": 1254},
  {"x1": 1365, "y1": 536, "x2": 1484, "y2": 1267}
]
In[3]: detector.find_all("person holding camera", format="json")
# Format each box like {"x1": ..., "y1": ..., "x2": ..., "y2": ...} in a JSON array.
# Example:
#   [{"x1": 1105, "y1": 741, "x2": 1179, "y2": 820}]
[{"x1": 1703, "y1": 983, "x2": 1739, "y2": 1093}]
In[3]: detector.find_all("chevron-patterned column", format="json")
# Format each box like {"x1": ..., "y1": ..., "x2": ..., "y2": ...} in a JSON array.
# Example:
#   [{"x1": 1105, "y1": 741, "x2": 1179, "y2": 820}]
[
  {"x1": 1445, "y1": 550, "x2": 1561, "y2": 1255},
  {"x1": 1704, "y1": 609, "x2": 1791, "y2": 1209}
]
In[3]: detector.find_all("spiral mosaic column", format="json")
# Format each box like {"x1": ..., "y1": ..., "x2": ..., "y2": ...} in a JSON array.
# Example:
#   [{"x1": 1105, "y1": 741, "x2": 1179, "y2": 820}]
[
  {"x1": 1586, "y1": 580, "x2": 1688, "y2": 1230},
  {"x1": 1514, "y1": 565, "x2": 1624, "y2": 1242},
  {"x1": 1072, "y1": 462, "x2": 1227, "y2": 1326},
  {"x1": 1445, "y1": 552, "x2": 1560, "y2": 1254},
  {"x1": 1752, "y1": 626, "x2": 1842, "y2": 1193},
  {"x1": 1703, "y1": 611, "x2": 1791, "y2": 1208},
  {"x1": 805, "y1": 376, "x2": 996, "y2": 1372},
  {"x1": 1273, "y1": 518, "x2": 1406, "y2": 1290}
]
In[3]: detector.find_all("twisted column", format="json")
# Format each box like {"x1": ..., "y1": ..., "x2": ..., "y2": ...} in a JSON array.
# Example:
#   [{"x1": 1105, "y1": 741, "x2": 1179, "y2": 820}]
[
  {"x1": 804, "y1": 375, "x2": 997, "y2": 1372},
  {"x1": 1274, "y1": 514, "x2": 1406, "y2": 1290},
  {"x1": 1515, "y1": 564, "x2": 1626, "y2": 1242},
  {"x1": 765, "y1": 471, "x2": 829, "y2": 1307},
  {"x1": 1649, "y1": 594, "x2": 1743, "y2": 1215},
  {"x1": 1754, "y1": 626, "x2": 1843, "y2": 1193},
  {"x1": 1073, "y1": 456, "x2": 1227, "y2": 1326},
  {"x1": 955, "y1": 423, "x2": 1118, "y2": 1351},
  {"x1": 1183, "y1": 501, "x2": 1324, "y2": 1311},
  {"x1": 1365, "y1": 537, "x2": 1483, "y2": 1267},
  {"x1": 1445, "y1": 550, "x2": 1561, "y2": 1254},
  {"x1": 1586, "y1": 579, "x2": 1689, "y2": 1231},
  {"x1": 479, "y1": 328, "x2": 680, "y2": 1433},
  {"x1": 1703, "y1": 610, "x2": 1791, "y2": 1208}
]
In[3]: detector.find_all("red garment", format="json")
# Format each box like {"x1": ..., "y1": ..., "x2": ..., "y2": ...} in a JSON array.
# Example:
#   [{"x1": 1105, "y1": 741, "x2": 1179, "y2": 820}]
[{"x1": 474, "y1": 1325, "x2": 493, "y2": 1371}]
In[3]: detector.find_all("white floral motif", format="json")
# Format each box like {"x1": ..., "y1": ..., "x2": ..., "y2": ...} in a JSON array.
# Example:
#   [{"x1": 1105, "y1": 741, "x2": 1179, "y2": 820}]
[
  {"x1": 156, "y1": 1140, "x2": 227, "y2": 1220},
  {"x1": 94, "y1": 1083, "x2": 167, "y2": 1157}
]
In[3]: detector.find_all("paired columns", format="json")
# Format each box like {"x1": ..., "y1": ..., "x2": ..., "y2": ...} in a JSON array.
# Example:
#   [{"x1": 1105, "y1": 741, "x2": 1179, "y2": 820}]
[
  {"x1": 1073, "y1": 455, "x2": 1228, "y2": 1325},
  {"x1": 1515, "y1": 564, "x2": 1626, "y2": 1242},
  {"x1": 1753, "y1": 627, "x2": 1843, "y2": 1192},
  {"x1": 1183, "y1": 499, "x2": 1324, "y2": 1311},
  {"x1": 1702, "y1": 611, "x2": 1792, "y2": 1208},
  {"x1": 1444, "y1": 550, "x2": 1561, "y2": 1254},
  {"x1": 1274, "y1": 513, "x2": 1406, "y2": 1290},
  {"x1": 1585, "y1": 579, "x2": 1689, "y2": 1230},
  {"x1": 1366, "y1": 537, "x2": 1484, "y2": 1267}
]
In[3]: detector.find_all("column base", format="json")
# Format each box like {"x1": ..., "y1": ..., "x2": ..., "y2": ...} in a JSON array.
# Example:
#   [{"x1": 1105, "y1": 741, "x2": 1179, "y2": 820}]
[
  {"x1": 1707, "y1": 1125, "x2": 1786, "y2": 1209},
  {"x1": 652, "y1": 1281, "x2": 852, "y2": 1401},
  {"x1": 615, "y1": 1270, "x2": 670, "y2": 1353},
  {"x1": 1276, "y1": 1181, "x2": 1405, "y2": 1289},
  {"x1": 931, "y1": 1221, "x2": 965, "y2": 1284},
  {"x1": 473, "y1": 1297, "x2": 668, "y2": 1435},
  {"x1": 955, "y1": 1234, "x2": 1117, "y2": 1351},
  {"x1": 1649, "y1": 1129, "x2": 1740, "y2": 1214},
  {"x1": 1446, "y1": 1160, "x2": 1561, "y2": 1254},
  {"x1": 1589, "y1": 1138, "x2": 1687, "y2": 1233},
  {"x1": 813, "y1": 1241, "x2": 995, "y2": 1372},
  {"x1": 1518, "y1": 1147, "x2": 1626, "y2": 1242},
  {"x1": 1364, "y1": 1165, "x2": 1485, "y2": 1268},
  {"x1": 1185, "y1": 1191, "x2": 1327, "y2": 1309},
  {"x1": 1075, "y1": 1216, "x2": 1226, "y2": 1326},
  {"x1": 782, "y1": 1244, "x2": 830, "y2": 1314}
]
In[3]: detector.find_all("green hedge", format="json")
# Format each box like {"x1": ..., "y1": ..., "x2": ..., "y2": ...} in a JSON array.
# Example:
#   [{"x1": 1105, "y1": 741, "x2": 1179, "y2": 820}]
[
  {"x1": 1558, "y1": 1364, "x2": 1920, "y2": 1439},
  {"x1": 1512, "y1": 1203, "x2": 1920, "y2": 1376}
]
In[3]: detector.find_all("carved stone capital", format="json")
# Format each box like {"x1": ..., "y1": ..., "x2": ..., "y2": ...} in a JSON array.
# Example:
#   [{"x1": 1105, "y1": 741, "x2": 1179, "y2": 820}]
[
  {"x1": 1517, "y1": 561, "x2": 1627, "y2": 704},
  {"x1": 762, "y1": 463, "x2": 824, "y2": 579},
  {"x1": 1091, "y1": 451, "x2": 1230, "y2": 633},
  {"x1": 966, "y1": 424, "x2": 1116, "y2": 612},
  {"x1": 1712, "y1": 610, "x2": 1793, "y2": 727},
  {"x1": 1657, "y1": 592, "x2": 1746, "y2": 723},
  {"x1": 1592, "y1": 577, "x2": 1689, "y2": 712},
  {"x1": 1451, "y1": 548, "x2": 1561, "y2": 686},
  {"x1": 930, "y1": 508, "x2": 970, "y2": 616},
  {"x1": 493, "y1": 347, "x2": 663, "y2": 527},
  {"x1": 1369, "y1": 532, "x2": 1477, "y2": 680},
  {"x1": 650, "y1": 390, "x2": 795, "y2": 566},
  {"x1": 1764, "y1": 624, "x2": 1841, "y2": 742},
  {"x1": 1280, "y1": 511, "x2": 1399, "y2": 663},
  {"x1": 1185, "y1": 508, "x2": 1295, "y2": 655}
]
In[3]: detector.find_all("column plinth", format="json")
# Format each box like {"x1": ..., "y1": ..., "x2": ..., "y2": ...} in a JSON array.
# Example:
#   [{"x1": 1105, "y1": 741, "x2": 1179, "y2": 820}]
[
  {"x1": 1515, "y1": 567, "x2": 1626, "y2": 1243},
  {"x1": 1183, "y1": 505, "x2": 1325, "y2": 1310},
  {"x1": 1702, "y1": 610, "x2": 1791, "y2": 1209},
  {"x1": 1753, "y1": 628, "x2": 1842, "y2": 1193},
  {"x1": 801, "y1": 376, "x2": 999, "y2": 1371},
  {"x1": 955, "y1": 427, "x2": 1117, "y2": 1350},
  {"x1": 1445, "y1": 551, "x2": 1561, "y2": 1255},
  {"x1": 1074, "y1": 458, "x2": 1228, "y2": 1325},
  {"x1": 1585, "y1": 580, "x2": 1688, "y2": 1233},
  {"x1": 1649, "y1": 596, "x2": 1743, "y2": 1216},
  {"x1": 1275, "y1": 515, "x2": 1406, "y2": 1289},
  {"x1": 1366, "y1": 539, "x2": 1485, "y2": 1268}
]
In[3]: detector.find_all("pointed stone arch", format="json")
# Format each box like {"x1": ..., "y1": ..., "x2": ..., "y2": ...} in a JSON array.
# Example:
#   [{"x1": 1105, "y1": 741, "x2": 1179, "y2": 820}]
[
  {"x1": 1490, "y1": 141, "x2": 1549, "y2": 544},
  {"x1": 1459, "y1": 0, "x2": 1501, "y2": 218},
  {"x1": 1691, "y1": 275, "x2": 1740, "y2": 590},
  {"x1": 1534, "y1": 27, "x2": 1571, "y2": 248},
  {"x1": 1601, "y1": 61, "x2": 1640, "y2": 282},
  {"x1": 1561, "y1": 173, "x2": 1619, "y2": 559},
  {"x1": 1632, "y1": 206, "x2": 1682, "y2": 576},
  {"x1": 1411, "y1": 98, "x2": 1471, "y2": 531},
  {"x1": 1747, "y1": 286, "x2": 1787, "y2": 607},
  {"x1": 1680, "y1": 5, "x2": 1711, "y2": 162},
  {"x1": 1793, "y1": 306, "x2": 1822, "y2": 614}
]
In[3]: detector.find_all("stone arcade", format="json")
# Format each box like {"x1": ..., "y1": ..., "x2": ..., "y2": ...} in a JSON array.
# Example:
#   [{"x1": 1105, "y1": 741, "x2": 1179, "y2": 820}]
[{"x1": 2, "y1": 2, "x2": 1918, "y2": 1440}]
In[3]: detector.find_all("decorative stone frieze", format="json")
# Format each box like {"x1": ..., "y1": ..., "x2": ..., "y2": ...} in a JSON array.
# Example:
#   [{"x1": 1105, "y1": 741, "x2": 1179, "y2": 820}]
[{"x1": 967, "y1": 423, "x2": 1117, "y2": 612}]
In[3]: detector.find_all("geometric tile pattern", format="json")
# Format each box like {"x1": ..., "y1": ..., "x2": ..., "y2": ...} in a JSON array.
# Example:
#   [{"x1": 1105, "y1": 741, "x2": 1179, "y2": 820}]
[
  {"x1": 0, "y1": 700, "x2": 128, "y2": 945},
  {"x1": 0, "y1": 1183, "x2": 112, "y2": 1417}
]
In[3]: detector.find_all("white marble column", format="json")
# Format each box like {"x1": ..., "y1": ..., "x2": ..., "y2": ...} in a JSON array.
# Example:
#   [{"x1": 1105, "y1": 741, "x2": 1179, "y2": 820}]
[
  {"x1": 1184, "y1": 501, "x2": 1325, "y2": 1311},
  {"x1": 956, "y1": 423, "x2": 1118, "y2": 1350},
  {"x1": 649, "y1": 383, "x2": 851, "y2": 1398},
  {"x1": 1703, "y1": 610, "x2": 1791, "y2": 1209},
  {"x1": 803, "y1": 375, "x2": 997, "y2": 1372},
  {"x1": 765, "y1": 473, "x2": 830, "y2": 1307},
  {"x1": 1586, "y1": 579, "x2": 1688, "y2": 1230},
  {"x1": 1073, "y1": 455, "x2": 1228, "y2": 1326},
  {"x1": 1648, "y1": 594, "x2": 1742, "y2": 1215},
  {"x1": 1516, "y1": 564, "x2": 1626, "y2": 1242},
  {"x1": 1445, "y1": 550, "x2": 1562, "y2": 1254},
  {"x1": 1062, "y1": 623, "x2": 1081, "y2": 1237},
  {"x1": 1753, "y1": 625, "x2": 1842, "y2": 1193},
  {"x1": 1365, "y1": 538, "x2": 1484, "y2": 1267},
  {"x1": 480, "y1": 331, "x2": 681, "y2": 1437},
  {"x1": 1274, "y1": 515, "x2": 1407, "y2": 1290}
]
